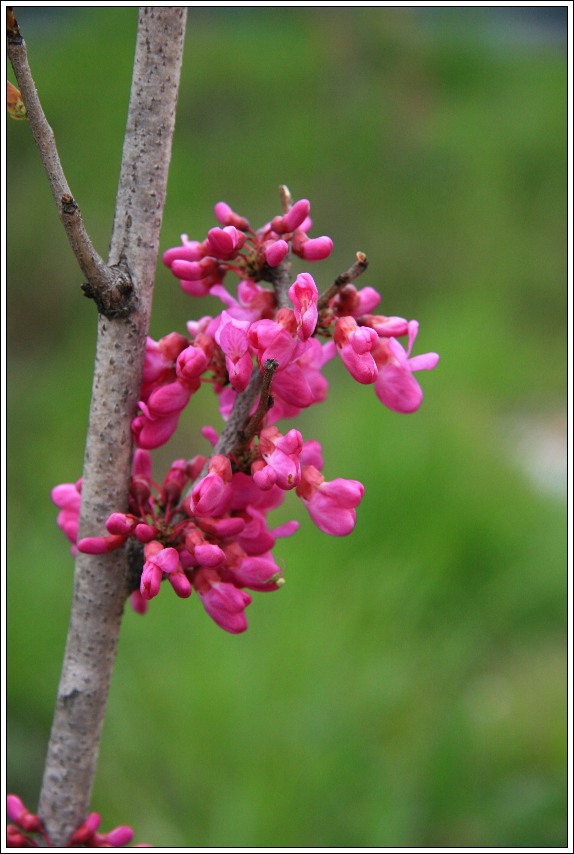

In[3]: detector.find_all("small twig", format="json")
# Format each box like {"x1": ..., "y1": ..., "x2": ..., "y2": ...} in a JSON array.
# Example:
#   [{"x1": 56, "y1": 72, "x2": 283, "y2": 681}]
[
  {"x1": 267, "y1": 184, "x2": 293, "y2": 309},
  {"x1": 235, "y1": 358, "x2": 278, "y2": 448},
  {"x1": 279, "y1": 183, "x2": 293, "y2": 214},
  {"x1": 6, "y1": 7, "x2": 133, "y2": 317},
  {"x1": 317, "y1": 251, "x2": 369, "y2": 311}
]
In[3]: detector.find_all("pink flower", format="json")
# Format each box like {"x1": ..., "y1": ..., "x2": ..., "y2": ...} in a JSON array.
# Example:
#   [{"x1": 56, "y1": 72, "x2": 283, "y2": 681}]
[
  {"x1": 226, "y1": 552, "x2": 283, "y2": 591},
  {"x1": 215, "y1": 311, "x2": 253, "y2": 392},
  {"x1": 292, "y1": 231, "x2": 333, "y2": 261},
  {"x1": 373, "y1": 320, "x2": 439, "y2": 413},
  {"x1": 195, "y1": 569, "x2": 252, "y2": 633},
  {"x1": 140, "y1": 543, "x2": 182, "y2": 600},
  {"x1": 206, "y1": 225, "x2": 246, "y2": 260},
  {"x1": 189, "y1": 455, "x2": 232, "y2": 516},
  {"x1": 289, "y1": 272, "x2": 318, "y2": 340},
  {"x1": 271, "y1": 198, "x2": 311, "y2": 234},
  {"x1": 252, "y1": 426, "x2": 302, "y2": 491},
  {"x1": 334, "y1": 316, "x2": 379, "y2": 384},
  {"x1": 296, "y1": 465, "x2": 364, "y2": 536},
  {"x1": 175, "y1": 344, "x2": 210, "y2": 387},
  {"x1": 362, "y1": 314, "x2": 410, "y2": 338},
  {"x1": 213, "y1": 200, "x2": 250, "y2": 231},
  {"x1": 263, "y1": 238, "x2": 289, "y2": 267},
  {"x1": 248, "y1": 317, "x2": 299, "y2": 371}
]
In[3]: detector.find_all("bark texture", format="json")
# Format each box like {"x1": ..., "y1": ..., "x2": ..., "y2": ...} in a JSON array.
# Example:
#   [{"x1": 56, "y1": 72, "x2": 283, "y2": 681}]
[{"x1": 36, "y1": 8, "x2": 187, "y2": 844}]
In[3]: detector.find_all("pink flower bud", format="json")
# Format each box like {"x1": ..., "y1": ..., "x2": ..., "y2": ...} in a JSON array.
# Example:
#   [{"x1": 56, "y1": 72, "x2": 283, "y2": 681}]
[
  {"x1": 68, "y1": 812, "x2": 101, "y2": 844},
  {"x1": 172, "y1": 257, "x2": 217, "y2": 281},
  {"x1": 195, "y1": 570, "x2": 252, "y2": 633},
  {"x1": 162, "y1": 240, "x2": 204, "y2": 268},
  {"x1": 214, "y1": 201, "x2": 250, "y2": 230},
  {"x1": 98, "y1": 826, "x2": 134, "y2": 847},
  {"x1": 51, "y1": 482, "x2": 81, "y2": 511},
  {"x1": 288, "y1": 272, "x2": 318, "y2": 340},
  {"x1": 133, "y1": 449, "x2": 152, "y2": 480},
  {"x1": 207, "y1": 226, "x2": 245, "y2": 260},
  {"x1": 140, "y1": 561, "x2": 163, "y2": 600},
  {"x1": 292, "y1": 231, "x2": 333, "y2": 261},
  {"x1": 194, "y1": 542, "x2": 226, "y2": 568},
  {"x1": 135, "y1": 523, "x2": 157, "y2": 543},
  {"x1": 363, "y1": 314, "x2": 409, "y2": 338},
  {"x1": 145, "y1": 381, "x2": 191, "y2": 418},
  {"x1": 372, "y1": 321, "x2": 439, "y2": 414},
  {"x1": 77, "y1": 534, "x2": 127, "y2": 554},
  {"x1": 296, "y1": 465, "x2": 364, "y2": 536},
  {"x1": 282, "y1": 198, "x2": 311, "y2": 232},
  {"x1": 105, "y1": 513, "x2": 138, "y2": 535},
  {"x1": 130, "y1": 590, "x2": 149, "y2": 615},
  {"x1": 167, "y1": 570, "x2": 193, "y2": 598},
  {"x1": 334, "y1": 316, "x2": 378, "y2": 384},
  {"x1": 263, "y1": 239, "x2": 289, "y2": 267},
  {"x1": 190, "y1": 456, "x2": 233, "y2": 517}
]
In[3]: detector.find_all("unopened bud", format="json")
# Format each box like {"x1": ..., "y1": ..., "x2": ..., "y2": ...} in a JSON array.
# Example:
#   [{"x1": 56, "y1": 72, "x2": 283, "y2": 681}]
[{"x1": 7, "y1": 81, "x2": 26, "y2": 120}]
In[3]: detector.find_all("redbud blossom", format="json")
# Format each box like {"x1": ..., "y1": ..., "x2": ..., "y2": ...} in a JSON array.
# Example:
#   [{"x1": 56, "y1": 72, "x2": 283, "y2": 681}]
[
  {"x1": 263, "y1": 239, "x2": 289, "y2": 267},
  {"x1": 54, "y1": 194, "x2": 438, "y2": 635},
  {"x1": 334, "y1": 316, "x2": 379, "y2": 384},
  {"x1": 213, "y1": 200, "x2": 250, "y2": 230},
  {"x1": 373, "y1": 320, "x2": 439, "y2": 413},
  {"x1": 296, "y1": 465, "x2": 364, "y2": 536},
  {"x1": 289, "y1": 272, "x2": 319, "y2": 340},
  {"x1": 195, "y1": 569, "x2": 252, "y2": 634},
  {"x1": 292, "y1": 231, "x2": 334, "y2": 261},
  {"x1": 271, "y1": 198, "x2": 311, "y2": 234},
  {"x1": 215, "y1": 311, "x2": 253, "y2": 392},
  {"x1": 207, "y1": 226, "x2": 246, "y2": 259}
]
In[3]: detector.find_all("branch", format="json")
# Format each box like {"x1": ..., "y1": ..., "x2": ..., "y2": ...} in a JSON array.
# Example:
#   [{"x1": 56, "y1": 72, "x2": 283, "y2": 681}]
[
  {"x1": 6, "y1": 7, "x2": 133, "y2": 318},
  {"x1": 31, "y1": 8, "x2": 187, "y2": 845},
  {"x1": 317, "y1": 251, "x2": 369, "y2": 311},
  {"x1": 267, "y1": 183, "x2": 293, "y2": 310}
]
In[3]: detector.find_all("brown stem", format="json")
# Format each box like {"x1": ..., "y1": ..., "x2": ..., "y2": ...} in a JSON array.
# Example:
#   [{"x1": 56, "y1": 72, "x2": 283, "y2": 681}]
[
  {"x1": 317, "y1": 251, "x2": 369, "y2": 311},
  {"x1": 266, "y1": 184, "x2": 294, "y2": 310},
  {"x1": 35, "y1": 8, "x2": 187, "y2": 845},
  {"x1": 6, "y1": 8, "x2": 133, "y2": 318},
  {"x1": 235, "y1": 358, "x2": 278, "y2": 448}
]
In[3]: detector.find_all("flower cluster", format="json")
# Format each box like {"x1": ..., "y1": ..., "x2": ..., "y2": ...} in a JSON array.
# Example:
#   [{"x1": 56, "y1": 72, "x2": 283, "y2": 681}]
[
  {"x1": 6, "y1": 795, "x2": 148, "y2": 847},
  {"x1": 53, "y1": 192, "x2": 438, "y2": 634}
]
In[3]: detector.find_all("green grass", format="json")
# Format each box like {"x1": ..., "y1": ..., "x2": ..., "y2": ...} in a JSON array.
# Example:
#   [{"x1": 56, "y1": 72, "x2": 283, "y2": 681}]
[{"x1": 7, "y1": 6, "x2": 566, "y2": 848}]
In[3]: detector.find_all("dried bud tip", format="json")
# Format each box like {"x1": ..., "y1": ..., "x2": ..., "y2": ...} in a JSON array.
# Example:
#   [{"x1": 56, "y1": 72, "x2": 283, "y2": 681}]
[{"x1": 7, "y1": 81, "x2": 26, "y2": 120}]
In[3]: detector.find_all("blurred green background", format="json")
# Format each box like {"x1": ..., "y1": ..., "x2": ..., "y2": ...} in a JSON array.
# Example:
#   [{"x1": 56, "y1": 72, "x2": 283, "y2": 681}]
[{"x1": 7, "y1": 6, "x2": 567, "y2": 848}]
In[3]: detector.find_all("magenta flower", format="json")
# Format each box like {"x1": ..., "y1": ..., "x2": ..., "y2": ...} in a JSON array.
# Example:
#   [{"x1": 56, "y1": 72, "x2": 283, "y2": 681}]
[
  {"x1": 206, "y1": 225, "x2": 246, "y2": 260},
  {"x1": 213, "y1": 200, "x2": 250, "y2": 231},
  {"x1": 289, "y1": 272, "x2": 318, "y2": 340},
  {"x1": 263, "y1": 238, "x2": 289, "y2": 267},
  {"x1": 189, "y1": 455, "x2": 233, "y2": 516},
  {"x1": 373, "y1": 320, "x2": 439, "y2": 413},
  {"x1": 334, "y1": 316, "x2": 379, "y2": 384},
  {"x1": 271, "y1": 198, "x2": 310, "y2": 234},
  {"x1": 252, "y1": 426, "x2": 303, "y2": 491},
  {"x1": 195, "y1": 569, "x2": 252, "y2": 633},
  {"x1": 215, "y1": 311, "x2": 253, "y2": 392},
  {"x1": 296, "y1": 465, "x2": 364, "y2": 536},
  {"x1": 292, "y1": 230, "x2": 333, "y2": 261}
]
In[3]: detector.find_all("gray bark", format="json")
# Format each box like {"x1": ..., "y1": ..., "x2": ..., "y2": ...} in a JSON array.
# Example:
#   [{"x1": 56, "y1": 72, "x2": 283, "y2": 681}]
[{"x1": 35, "y1": 8, "x2": 187, "y2": 844}]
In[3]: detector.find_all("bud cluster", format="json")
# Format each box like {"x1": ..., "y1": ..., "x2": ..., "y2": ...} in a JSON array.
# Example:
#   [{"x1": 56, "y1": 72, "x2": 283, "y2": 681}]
[
  {"x1": 53, "y1": 192, "x2": 438, "y2": 633},
  {"x1": 6, "y1": 795, "x2": 148, "y2": 847}
]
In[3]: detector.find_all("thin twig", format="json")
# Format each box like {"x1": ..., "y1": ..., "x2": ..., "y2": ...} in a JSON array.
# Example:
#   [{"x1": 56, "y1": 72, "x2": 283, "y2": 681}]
[
  {"x1": 6, "y1": 7, "x2": 133, "y2": 317},
  {"x1": 266, "y1": 184, "x2": 294, "y2": 310},
  {"x1": 317, "y1": 251, "x2": 369, "y2": 311}
]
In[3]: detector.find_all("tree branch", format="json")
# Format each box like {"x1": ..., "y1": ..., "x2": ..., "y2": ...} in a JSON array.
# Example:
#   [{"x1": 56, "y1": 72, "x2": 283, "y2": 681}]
[
  {"x1": 31, "y1": 8, "x2": 187, "y2": 845},
  {"x1": 317, "y1": 251, "x2": 369, "y2": 311},
  {"x1": 6, "y1": 7, "x2": 133, "y2": 318}
]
